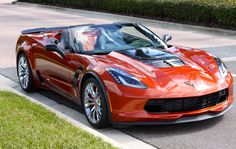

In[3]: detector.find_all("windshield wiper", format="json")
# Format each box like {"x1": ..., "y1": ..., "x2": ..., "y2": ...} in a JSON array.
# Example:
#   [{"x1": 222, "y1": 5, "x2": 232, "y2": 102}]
[
  {"x1": 85, "y1": 50, "x2": 111, "y2": 55},
  {"x1": 142, "y1": 44, "x2": 154, "y2": 48}
]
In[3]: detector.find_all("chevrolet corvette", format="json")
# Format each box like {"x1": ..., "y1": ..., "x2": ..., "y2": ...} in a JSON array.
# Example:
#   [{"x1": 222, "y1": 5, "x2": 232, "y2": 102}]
[{"x1": 16, "y1": 23, "x2": 233, "y2": 128}]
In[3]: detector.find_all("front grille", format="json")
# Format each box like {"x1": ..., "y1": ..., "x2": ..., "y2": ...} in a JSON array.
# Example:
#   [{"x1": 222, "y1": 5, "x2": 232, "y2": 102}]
[{"x1": 144, "y1": 89, "x2": 228, "y2": 113}]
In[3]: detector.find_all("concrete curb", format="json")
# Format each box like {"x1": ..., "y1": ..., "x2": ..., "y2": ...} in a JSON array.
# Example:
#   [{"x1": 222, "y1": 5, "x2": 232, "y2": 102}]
[
  {"x1": 13, "y1": 1, "x2": 236, "y2": 36},
  {"x1": 0, "y1": 74, "x2": 156, "y2": 149}
]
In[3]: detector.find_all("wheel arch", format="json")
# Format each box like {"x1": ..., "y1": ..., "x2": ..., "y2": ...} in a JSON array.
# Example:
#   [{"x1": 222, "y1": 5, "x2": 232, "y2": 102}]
[{"x1": 16, "y1": 35, "x2": 40, "y2": 70}]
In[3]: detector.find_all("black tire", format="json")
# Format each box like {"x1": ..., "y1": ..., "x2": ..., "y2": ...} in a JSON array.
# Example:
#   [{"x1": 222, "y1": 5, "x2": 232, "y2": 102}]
[
  {"x1": 82, "y1": 78, "x2": 109, "y2": 128},
  {"x1": 17, "y1": 53, "x2": 36, "y2": 92}
]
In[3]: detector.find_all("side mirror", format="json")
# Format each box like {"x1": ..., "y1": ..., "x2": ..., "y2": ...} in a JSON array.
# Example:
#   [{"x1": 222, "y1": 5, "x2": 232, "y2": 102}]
[
  {"x1": 45, "y1": 45, "x2": 65, "y2": 57},
  {"x1": 162, "y1": 34, "x2": 172, "y2": 43}
]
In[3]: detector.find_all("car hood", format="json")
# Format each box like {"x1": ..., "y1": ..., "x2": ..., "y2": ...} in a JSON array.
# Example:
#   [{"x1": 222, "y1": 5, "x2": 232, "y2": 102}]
[{"x1": 94, "y1": 46, "x2": 222, "y2": 93}]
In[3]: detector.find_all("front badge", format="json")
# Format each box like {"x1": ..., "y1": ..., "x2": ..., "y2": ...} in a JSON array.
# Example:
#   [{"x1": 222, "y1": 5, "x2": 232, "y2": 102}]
[{"x1": 184, "y1": 81, "x2": 197, "y2": 88}]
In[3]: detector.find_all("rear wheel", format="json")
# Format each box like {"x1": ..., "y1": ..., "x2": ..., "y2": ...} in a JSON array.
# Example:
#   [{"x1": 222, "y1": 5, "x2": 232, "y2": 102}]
[
  {"x1": 17, "y1": 53, "x2": 35, "y2": 92},
  {"x1": 82, "y1": 78, "x2": 109, "y2": 128}
]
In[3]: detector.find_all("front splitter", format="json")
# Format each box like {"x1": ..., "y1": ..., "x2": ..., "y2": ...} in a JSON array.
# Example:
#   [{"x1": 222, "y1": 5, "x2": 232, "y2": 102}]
[{"x1": 112, "y1": 104, "x2": 233, "y2": 126}]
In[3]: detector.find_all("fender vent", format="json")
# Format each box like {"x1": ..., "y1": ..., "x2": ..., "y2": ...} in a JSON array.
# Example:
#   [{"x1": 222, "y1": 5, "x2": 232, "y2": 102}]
[{"x1": 36, "y1": 70, "x2": 45, "y2": 83}]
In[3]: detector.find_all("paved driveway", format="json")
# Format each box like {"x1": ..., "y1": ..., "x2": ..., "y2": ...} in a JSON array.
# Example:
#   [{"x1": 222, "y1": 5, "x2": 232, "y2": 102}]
[{"x1": 0, "y1": 1, "x2": 236, "y2": 149}]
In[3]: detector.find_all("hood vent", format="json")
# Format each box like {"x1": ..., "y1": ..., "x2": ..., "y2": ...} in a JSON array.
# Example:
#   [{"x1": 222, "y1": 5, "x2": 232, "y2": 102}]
[
  {"x1": 141, "y1": 58, "x2": 184, "y2": 68},
  {"x1": 118, "y1": 47, "x2": 185, "y2": 68},
  {"x1": 163, "y1": 58, "x2": 185, "y2": 67}
]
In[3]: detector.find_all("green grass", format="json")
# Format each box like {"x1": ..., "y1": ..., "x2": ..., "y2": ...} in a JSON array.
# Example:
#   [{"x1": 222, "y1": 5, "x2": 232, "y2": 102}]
[
  {"x1": 0, "y1": 91, "x2": 115, "y2": 149},
  {"x1": 18, "y1": 0, "x2": 236, "y2": 29}
]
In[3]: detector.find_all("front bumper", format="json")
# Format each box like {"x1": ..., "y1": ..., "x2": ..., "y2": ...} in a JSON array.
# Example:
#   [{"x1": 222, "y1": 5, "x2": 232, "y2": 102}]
[{"x1": 105, "y1": 73, "x2": 234, "y2": 123}]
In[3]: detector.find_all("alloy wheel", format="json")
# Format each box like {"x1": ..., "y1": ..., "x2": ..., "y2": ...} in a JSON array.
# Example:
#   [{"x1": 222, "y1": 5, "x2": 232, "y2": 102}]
[
  {"x1": 18, "y1": 55, "x2": 29, "y2": 89},
  {"x1": 83, "y1": 82, "x2": 102, "y2": 124}
]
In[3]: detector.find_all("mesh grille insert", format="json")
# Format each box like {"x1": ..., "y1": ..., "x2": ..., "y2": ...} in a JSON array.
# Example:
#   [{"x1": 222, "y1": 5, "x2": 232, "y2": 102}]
[{"x1": 144, "y1": 89, "x2": 228, "y2": 113}]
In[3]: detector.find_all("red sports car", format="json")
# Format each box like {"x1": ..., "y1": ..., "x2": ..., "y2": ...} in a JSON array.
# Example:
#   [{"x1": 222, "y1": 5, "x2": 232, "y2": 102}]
[{"x1": 16, "y1": 23, "x2": 233, "y2": 128}]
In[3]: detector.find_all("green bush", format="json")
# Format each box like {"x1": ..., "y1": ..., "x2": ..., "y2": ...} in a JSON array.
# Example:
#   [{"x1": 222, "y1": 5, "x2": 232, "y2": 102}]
[{"x1": 18, "y1": 0, "x2": 236, "y2": 29}]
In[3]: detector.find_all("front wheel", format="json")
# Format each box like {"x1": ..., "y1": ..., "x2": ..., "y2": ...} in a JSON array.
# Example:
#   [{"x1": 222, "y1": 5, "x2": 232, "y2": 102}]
[
  {"x1": 82, "y1": 78, "x2": 109, "y2": 128},
  {"x1": 17, "y1": 53, "x2": 35, "y2": 92}
]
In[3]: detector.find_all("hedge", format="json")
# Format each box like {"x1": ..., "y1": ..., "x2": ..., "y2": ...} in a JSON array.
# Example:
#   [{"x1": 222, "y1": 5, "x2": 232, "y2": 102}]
[{"x1": 18, "y1": 0, "x2": 236, "y2": 29}]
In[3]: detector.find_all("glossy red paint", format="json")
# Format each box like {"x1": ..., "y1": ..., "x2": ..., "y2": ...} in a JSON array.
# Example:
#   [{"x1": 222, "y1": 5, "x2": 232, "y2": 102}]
[{"x1": 16, "y1": 28, "x2": 234, "y2": 124}]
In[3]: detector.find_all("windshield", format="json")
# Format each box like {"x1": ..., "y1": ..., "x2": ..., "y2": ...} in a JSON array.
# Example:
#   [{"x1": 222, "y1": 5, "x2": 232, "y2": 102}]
[{"x1": 71, "y1": 23, "x2": 167, "y2": 54}]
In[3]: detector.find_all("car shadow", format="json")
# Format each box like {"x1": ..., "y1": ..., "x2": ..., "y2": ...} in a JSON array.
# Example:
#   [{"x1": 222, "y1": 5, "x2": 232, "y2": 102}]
[
  {"x1": 117, "y1": 116, "x2": 223, "y2": 138},
  {"x1": 39, "y1": 89, "x2": 83, "y2": 113}
]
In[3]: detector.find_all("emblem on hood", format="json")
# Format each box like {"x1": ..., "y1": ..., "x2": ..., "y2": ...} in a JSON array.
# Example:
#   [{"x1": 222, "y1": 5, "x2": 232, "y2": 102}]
[{"x1": 184, "y1": 81, "x2": 197, "y2": 88}]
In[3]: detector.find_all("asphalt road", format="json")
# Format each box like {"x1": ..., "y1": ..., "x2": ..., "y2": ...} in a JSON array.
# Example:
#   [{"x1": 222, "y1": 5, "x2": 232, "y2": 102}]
[{"x1": 0, "y1": 1, "x2": 236, "y2": 149}]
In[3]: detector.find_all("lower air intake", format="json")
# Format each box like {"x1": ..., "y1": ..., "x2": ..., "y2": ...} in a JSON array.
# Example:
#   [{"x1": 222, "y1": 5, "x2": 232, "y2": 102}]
[{"x1": 144, "y1": 88, "x2": 228, "y2": 113}]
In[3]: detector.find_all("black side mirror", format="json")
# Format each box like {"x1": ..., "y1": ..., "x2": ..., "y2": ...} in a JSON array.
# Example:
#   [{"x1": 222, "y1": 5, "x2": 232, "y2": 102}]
[
  {"x1": 162, "y1": 34, "x2": 172, "y2": 43},
  {"x1": 45, "y1": 45, "x2": 65, "y2": 57}
]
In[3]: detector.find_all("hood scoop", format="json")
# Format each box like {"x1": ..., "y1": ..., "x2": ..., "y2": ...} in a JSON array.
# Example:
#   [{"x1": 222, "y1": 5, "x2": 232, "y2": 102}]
[{"x1": 117, "y1": 47, "x2": 185, "y2": 68}]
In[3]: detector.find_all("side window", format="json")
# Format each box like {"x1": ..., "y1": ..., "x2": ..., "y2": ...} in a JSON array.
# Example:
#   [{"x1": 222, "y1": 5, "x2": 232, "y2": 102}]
[{"x1": 58, "y1": 31, "x2": 71, "y2": 53}]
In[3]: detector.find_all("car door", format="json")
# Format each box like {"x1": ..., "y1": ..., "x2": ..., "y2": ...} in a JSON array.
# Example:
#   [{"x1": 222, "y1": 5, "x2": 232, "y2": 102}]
[
  {"x1": 35, "y1": 31, "x2": 83, "y2": 102},
  {"x1": 41, "y1": 51, "x2": 75, "y2": 98}
]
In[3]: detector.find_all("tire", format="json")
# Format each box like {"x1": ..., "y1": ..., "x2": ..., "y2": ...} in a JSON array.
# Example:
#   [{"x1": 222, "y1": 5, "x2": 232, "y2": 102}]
[
  {"x1": 17, "y1": 53, "x2": 35, "y2": 92},
  {"x1": 82, "y1": 78, "x2": 109, "y2": 128}
]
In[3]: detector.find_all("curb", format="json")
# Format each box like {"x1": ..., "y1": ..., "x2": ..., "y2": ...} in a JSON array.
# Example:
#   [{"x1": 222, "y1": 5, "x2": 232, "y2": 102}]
[
  {"x1": 0, "y1": 74, "x2": 156, "y2": 149},
  {"x1": 13, "y1": 1, "x2": 236, "y2": 36}
]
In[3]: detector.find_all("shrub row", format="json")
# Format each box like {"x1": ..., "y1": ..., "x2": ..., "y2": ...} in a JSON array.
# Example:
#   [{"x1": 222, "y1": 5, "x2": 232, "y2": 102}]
[{"x1": 18, "y1": 0, "x2": 236, "y2": 29}]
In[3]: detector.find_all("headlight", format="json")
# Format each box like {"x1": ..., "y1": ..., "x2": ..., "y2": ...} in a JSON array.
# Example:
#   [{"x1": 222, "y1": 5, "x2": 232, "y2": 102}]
[
  {"x1": 106, "y1": 67, "x2": 147, "y2": 89},
  {"x1": 214, "y1": 57, "x2": 228, "y2": 78}
]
